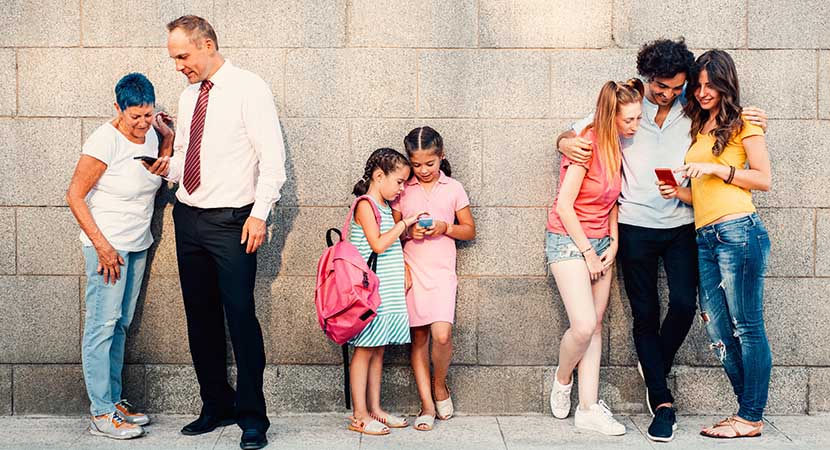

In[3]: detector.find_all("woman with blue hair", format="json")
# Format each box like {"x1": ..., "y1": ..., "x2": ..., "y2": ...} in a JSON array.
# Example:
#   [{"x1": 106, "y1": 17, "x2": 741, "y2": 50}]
[{"x1": 66, "y1": 73, "x2": 173, "y2": 440}]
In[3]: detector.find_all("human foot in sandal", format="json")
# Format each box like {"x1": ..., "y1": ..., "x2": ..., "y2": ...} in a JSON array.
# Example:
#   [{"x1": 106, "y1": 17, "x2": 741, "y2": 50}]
[
  {"x1": 414, "y1": 409, "x2": 436, "y2": 431},
  {"x1": 700, "y1": 416, "x2": 763, "y2": 439},
  {"x1": 433, "y1": 380, "x2": 454, "y2": 420},
  {"x1": 369, "y1": 411, "x2": 409, "y2": 428},
  {"x1": 348, "y1": 416, "x2": 390, "y2": 435}
]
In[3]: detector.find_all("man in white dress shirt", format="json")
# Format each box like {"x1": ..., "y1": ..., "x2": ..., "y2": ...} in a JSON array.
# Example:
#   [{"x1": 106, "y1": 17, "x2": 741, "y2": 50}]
[{"x1": 146, "y1": 15, "x2": 285, "y2": 450}]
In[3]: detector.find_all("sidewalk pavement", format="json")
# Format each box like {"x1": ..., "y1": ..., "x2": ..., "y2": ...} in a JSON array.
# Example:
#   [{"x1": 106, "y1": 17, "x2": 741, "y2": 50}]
[{"x1": 1, "y1": 414, "x2": 828, "y2": 450}]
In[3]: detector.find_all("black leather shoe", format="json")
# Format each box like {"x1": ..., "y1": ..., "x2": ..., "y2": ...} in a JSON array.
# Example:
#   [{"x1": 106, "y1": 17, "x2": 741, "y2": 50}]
[
  {"x1": 240, "y1": 429, "x2": 268, "y2": 449},
  {"x1": 180, "y1": 414, "x2": 236, "y2": 436}
]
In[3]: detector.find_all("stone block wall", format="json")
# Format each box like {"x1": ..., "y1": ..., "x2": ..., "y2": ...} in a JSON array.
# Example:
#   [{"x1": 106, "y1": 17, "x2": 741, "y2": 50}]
[{"x1": 1, "y1": 0, "x2": 828, "y2": 416}]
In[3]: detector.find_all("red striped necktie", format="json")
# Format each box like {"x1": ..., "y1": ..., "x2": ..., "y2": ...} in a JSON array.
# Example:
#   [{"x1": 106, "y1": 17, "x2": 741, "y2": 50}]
[{"x1": 182, "y1": 79, "x2": 214, "y2": 194}]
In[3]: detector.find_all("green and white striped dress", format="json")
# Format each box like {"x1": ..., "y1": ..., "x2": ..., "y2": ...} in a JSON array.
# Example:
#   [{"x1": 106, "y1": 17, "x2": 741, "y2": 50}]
[{"x1": 349, "y1": 197, "x2": 411, "y2": 347}]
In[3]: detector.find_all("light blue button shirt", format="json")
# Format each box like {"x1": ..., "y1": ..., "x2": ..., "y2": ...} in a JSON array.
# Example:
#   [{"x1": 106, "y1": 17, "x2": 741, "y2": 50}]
[{"x1": 572, "y1": 96, "x2": 694, "y2": 229}]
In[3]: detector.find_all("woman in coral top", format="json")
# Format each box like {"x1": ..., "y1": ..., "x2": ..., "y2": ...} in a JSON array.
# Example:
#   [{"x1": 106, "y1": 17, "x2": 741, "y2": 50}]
[
  {"x1": 546, "y1": 79, "x2": 643, "y2": 436},
  {"x1": 659, "y1": 50, "x2": 772, "y2": 439}
]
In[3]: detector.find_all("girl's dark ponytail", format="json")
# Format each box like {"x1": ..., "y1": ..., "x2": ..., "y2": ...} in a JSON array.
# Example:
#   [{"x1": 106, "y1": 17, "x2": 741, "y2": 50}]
[
  {"x1": 352, "y1": 178, "x2": 369, "y2": 197},
  {"x1": 439, "y1": 158, "x2": 452, "y2": 177}
]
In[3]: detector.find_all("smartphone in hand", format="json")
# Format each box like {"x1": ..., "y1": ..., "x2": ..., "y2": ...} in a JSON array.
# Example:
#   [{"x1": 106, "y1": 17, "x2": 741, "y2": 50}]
[
  {"x1": 418, "y1": 216, "x2": 434, "y2": 228},
  {"x1": 133, "y1": 155, "x2": 158, "y2": 165},
  {"x1": 654, "y1": 168, "x2": 678, "y2": 187}
]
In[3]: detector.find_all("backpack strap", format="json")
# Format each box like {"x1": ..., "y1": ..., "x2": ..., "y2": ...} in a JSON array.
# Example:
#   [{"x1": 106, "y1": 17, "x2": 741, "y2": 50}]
[
  {"x1": 342, "y1": 344, "x2": 351, "y2": 409},
  {"x1": 343, "y1": 195, "x2": 382, "y2": 241}
]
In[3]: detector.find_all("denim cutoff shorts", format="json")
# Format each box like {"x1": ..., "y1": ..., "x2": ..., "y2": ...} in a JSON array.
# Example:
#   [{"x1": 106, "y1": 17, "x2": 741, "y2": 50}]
[{"x1": 545, "y1": 231, "x2": 611, "y2": 265}]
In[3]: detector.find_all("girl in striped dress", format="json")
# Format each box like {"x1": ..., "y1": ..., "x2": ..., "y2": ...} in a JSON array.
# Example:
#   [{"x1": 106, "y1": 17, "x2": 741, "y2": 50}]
[{"x1": 347, "y1": 148, "x2": 423, "y2": 436}]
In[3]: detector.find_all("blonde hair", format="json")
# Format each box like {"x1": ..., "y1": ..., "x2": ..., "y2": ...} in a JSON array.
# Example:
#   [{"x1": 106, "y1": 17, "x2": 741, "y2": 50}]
[{"x1": 585, "y1": 79, "x2": 644, "y2": 181}]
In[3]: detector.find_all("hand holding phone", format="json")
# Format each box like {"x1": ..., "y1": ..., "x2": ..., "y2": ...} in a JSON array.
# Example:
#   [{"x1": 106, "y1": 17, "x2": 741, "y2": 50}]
[
  {"x1": 654, "y1": 168, "x2": 678, "y2": 187},
  {"x1": 134, "y1": 155, "x2": 158, "y2": 165}
]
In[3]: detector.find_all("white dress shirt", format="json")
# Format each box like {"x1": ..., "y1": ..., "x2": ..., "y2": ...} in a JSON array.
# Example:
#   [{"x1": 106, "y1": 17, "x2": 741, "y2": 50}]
[{"x1": 167, "y1": 60, "x2": 286, "y2": 220}]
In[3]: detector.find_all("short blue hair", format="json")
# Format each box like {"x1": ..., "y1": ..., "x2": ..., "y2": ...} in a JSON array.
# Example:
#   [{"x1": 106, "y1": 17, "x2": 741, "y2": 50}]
[{"x1": 115, "y1": 73, "x2": 155, "y2": 111}]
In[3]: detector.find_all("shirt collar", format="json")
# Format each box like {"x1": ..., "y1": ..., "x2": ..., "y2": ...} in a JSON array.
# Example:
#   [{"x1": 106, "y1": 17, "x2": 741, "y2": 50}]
[
  {"x1": 642, "y1": 95, "x2": 685, "y2": 126},
  {"x1": 205, "y1": 60, "x2": 233, "y2": 88},
  {"x1": 406, "y1": 170, "x2": 450, "y2": 186}
]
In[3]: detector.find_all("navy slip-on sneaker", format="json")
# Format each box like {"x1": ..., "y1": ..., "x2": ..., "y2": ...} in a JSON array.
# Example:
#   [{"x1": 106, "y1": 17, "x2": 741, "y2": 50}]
[{"x1": 647, "y1": 407, "x2": 677, "y2": 442}]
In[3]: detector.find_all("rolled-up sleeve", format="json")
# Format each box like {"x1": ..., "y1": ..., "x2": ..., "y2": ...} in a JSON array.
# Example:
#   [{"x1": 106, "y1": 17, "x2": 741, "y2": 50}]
[{"x1": 244, "y1": 79, "x2": 287, "y2": 221}]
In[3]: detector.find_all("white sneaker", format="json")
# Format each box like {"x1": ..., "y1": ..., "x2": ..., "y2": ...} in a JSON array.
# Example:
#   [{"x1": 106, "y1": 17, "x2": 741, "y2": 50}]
[
  {"x1": 574, "y1": 400, "x2": 626, "y2": 436},
  {"x1": 89, "y1": 412, "x2": 144, "y2": 440},
  {"x1": 550, "y1": 366, "x2": 572, "y2": 419}
]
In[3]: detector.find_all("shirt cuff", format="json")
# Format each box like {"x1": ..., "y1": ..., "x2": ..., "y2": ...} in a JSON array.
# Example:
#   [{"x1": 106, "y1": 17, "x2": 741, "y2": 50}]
[{"x1": 250, "y1": 201, "x2": 273, "y2": 221}]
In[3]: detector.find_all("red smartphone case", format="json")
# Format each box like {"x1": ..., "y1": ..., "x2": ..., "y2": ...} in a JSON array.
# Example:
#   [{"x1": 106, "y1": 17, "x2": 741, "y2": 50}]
[{"x1": 654, "y1": 168, "x2": 678, "y2": 187}]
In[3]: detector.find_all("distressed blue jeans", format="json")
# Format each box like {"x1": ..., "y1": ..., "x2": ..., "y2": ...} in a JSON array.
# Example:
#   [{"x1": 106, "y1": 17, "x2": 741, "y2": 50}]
[
  {"x1": 81, "y1": 246, "x2": 147, "y2": 416},
  {"x1": 696, "y1": 213, "x2": 771, "y2": 422}
]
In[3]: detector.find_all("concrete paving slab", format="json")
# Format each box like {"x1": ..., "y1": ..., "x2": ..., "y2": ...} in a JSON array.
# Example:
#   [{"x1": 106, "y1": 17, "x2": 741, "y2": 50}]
[
  {"x1": 766, "y1": 415, "x2": 830, "y2": 448},
  {"x1": 71, "y1": 414, "x2": 224, "y2": 449},
  {"x1": 630, "y1": 415, "x2": 792, "y2": 448},
  {"x1": 0, "y1": 414, "x2": 815, "y2": 449},
  {"x1": 214, "y1": 414, "x2": 359, "y2": 450},
  {"x1": 359, "y1": 416, "x2": 505, "y2": 450},
  {"x1": 0, "y1": 417, "x2": 85, "y2": 450},
  {"x1": 499, "y1": 415, "x2": 650, "y2": 450}
]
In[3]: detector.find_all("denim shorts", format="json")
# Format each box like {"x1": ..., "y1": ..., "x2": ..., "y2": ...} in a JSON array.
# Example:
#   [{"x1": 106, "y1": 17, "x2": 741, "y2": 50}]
[{"x1": 545, "y1": 231, "x2": 612, "y2": 265}]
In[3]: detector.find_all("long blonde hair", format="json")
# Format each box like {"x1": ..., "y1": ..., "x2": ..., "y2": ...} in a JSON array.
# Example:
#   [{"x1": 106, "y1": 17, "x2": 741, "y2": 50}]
[{"x1": 584, "y1": 79, "x2": 644, "y2": 181}]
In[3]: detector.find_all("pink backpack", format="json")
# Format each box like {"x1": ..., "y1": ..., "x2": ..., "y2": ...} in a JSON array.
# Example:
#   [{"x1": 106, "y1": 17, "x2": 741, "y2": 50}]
[
  {"x1": 314, "y1": 196, "x2": 382, "y2": 408},
  {"x1": 314, "y1": 195, "x2": 382, "y2": 345}
]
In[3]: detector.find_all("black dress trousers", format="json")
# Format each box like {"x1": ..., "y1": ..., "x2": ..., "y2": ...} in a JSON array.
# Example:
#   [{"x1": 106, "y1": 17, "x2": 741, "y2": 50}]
[{"x1": 173, "y1": 201, "x2": 269, "y2": 432}]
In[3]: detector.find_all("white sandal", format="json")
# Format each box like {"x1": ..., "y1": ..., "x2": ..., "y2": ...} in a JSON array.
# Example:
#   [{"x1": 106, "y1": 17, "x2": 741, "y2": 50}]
[
  {"x1": 370, "y1": 412, "x2": 408, "y2": 428},
  {"x1": 434, "y1": 381, "x2": 454, "y2": 420},
  {"x1": 414, "y1": 410, "x2": 435, "y2": 431}
]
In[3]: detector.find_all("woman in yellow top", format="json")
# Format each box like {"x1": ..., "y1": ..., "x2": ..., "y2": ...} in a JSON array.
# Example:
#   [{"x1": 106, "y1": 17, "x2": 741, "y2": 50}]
[{"x1": 658, "y1": 49, "x2": 771, "y2": 439}]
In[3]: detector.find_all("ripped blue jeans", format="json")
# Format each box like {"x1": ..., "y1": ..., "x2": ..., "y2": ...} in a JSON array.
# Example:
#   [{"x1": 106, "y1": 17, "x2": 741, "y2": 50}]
[
  {"x1": 696, "y1": 213, "x2": 771, "y2": 422},
  {"x1": 81, "y1": 246, "x2": 147, "y2": 416}
]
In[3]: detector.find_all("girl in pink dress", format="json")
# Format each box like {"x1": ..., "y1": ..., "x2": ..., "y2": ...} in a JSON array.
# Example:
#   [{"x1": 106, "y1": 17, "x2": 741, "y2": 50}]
[{"x1": 391, "y1": 127, "x2": 476, "y2": 431}]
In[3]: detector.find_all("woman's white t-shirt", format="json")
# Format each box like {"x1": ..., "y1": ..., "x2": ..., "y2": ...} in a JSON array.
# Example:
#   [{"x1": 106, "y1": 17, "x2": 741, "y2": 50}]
[{"x1": 80, "y1": 122, "x2": 162, "y2": 251}]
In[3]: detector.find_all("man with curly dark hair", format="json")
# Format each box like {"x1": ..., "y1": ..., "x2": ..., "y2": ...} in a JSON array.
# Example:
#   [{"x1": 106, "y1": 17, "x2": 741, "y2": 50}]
[{"x1": 555, "y1": 38, "x2": 767, "y2": 443}]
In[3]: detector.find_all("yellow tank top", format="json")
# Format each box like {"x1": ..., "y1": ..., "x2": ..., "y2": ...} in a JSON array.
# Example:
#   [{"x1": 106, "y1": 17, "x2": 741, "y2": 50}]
[{"x1": 684, "y1": 119, "x2": 764, "y2": 228}]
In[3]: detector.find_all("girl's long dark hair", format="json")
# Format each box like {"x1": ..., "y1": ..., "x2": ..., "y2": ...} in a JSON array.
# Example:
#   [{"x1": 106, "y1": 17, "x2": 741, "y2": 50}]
[
  {"x1": 684, "y1": 50, "x2": 744, "y2": 156},
  {"x1": 403, "y1": 126, "x2": 451, "y2": 177},
  {"x1": 352, "y1": 148, "x2": 410, "y2": 197}
]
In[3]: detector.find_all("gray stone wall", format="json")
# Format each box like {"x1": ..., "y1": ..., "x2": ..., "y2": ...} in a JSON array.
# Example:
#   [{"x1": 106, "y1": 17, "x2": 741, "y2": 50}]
[{"x1": 1, "y1": 0, "x2": 827, "y2": 416}]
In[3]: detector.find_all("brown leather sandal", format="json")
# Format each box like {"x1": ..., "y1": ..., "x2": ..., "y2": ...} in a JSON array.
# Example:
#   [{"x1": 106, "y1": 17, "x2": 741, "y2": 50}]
[{"x1": 700, "y1": 416, "x2": 763, "y2": 439}]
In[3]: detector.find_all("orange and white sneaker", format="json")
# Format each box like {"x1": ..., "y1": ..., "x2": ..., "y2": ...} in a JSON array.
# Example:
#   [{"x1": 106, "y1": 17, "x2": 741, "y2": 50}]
[
  {"x1": 115, "y1": 400, "x2": 150, "y2": 426},
  {"x1": 89, "y1": 412, "x2": 144, "y2": 439}
]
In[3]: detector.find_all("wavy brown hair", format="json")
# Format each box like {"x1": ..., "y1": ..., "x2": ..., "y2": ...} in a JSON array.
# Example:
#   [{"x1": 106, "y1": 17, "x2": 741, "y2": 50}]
[
  {"x1": 684, "y1": 50, "x2": 743, "y2": 156},
  {"x1": 584, "y1": 78, "x2": 644, "y2": 182}
]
